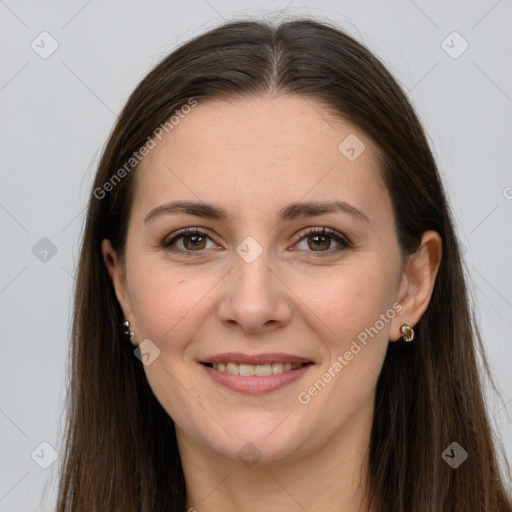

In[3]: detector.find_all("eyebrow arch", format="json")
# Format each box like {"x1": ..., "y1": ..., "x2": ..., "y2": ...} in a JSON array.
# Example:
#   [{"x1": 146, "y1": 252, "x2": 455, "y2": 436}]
[
  {"x1": 279, "y1": 200, "x2": 371, "y2": 224},
  {"x1": 144, "y1": 199, "x2": 371, "y2": 224},
  {"x1": 144, "y1": 200, "x2": 228, "y2": 223}
]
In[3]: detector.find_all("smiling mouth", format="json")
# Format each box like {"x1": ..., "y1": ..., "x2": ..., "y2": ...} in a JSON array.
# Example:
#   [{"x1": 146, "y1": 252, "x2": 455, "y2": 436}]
[{"x1": 201, "y1": 361, "x2": 313, "y2": 376}]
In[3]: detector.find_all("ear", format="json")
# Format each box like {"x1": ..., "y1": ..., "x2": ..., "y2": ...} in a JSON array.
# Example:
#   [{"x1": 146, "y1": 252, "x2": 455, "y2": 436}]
[
  {"x1": 101, "y1": 239, "x2": 134, "y2": 324},
  {"x1": 389, "y1": 230, "x2": 442, "y2": 341}
]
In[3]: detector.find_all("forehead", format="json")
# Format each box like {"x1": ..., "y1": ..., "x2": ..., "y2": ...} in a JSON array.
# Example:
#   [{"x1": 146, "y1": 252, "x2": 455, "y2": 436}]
[{"x1": 132, "y1": 95, "x2": 389, "y2": 222}]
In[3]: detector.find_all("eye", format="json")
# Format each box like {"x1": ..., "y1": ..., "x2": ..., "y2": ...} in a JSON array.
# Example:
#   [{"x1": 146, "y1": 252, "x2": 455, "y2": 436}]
[
  {"x1": 161, "y1": 226, "x2": 351, "y2": 257},
  {"x1": 293, "y1": 227, "x2": 351, "y2": 255},
  {"x1": 161, "y1": 228, "x2": 218, "y2": 255}
]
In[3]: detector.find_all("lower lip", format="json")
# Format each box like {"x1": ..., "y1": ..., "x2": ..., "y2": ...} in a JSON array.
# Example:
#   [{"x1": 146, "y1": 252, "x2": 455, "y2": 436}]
[{"x1": 200, "y1": 363, "x2": 313, "y2": 395}]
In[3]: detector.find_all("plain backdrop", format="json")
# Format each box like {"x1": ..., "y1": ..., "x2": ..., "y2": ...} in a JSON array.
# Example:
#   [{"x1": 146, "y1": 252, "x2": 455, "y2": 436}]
[{"x1": 1, "y1": 1, "x2": 511, "y2": 510}]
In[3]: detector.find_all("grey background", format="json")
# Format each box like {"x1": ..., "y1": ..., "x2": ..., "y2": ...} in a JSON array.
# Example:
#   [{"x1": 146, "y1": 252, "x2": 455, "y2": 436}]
[{"x1": 1, "y1": 0, "x2": 511, "y2": 510}]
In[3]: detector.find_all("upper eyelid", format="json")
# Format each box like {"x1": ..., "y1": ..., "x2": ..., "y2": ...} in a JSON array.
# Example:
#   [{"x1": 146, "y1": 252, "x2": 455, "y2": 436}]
[
  {"x1": 163, "y1": 227, "x2": 216, "y2": 245},
  {"x1": 299, "y1": 226, "x2": 349, "y2": 241},
  {"x1": 293, "y1": 228, "x2": 350, "y2": 250}
]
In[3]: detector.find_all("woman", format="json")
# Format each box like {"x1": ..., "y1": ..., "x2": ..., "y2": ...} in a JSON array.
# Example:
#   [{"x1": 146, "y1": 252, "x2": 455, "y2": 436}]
[{"x1": 55, "y1": 18, "x2": 512, "y2": 511}]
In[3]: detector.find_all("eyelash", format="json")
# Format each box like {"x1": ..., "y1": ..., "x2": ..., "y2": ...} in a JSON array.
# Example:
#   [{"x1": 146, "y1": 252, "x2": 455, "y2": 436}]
[{"x1": 161, "y1": 227, "x2": 351, "y2": 258}]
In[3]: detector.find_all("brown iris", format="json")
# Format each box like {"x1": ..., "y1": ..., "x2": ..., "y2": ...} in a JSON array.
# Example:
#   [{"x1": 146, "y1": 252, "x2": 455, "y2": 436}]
[
  {"x1": 308, "y1": 234, "x2": 331, "y2": 251},
  {"x1": 183, "y1": 234, "x2": 207, "y2": 250}
]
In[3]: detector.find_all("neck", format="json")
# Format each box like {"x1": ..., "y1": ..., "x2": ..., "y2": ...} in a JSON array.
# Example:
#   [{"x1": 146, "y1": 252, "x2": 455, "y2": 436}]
[{"x1": 177, "y1": 403, "x2": 375, "y2": 512}]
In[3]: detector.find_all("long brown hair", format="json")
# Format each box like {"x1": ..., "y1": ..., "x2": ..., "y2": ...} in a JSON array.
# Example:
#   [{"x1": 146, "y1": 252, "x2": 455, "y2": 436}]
[{"x1": 55, "y1": 18, "x2": 512, "y2": 511}]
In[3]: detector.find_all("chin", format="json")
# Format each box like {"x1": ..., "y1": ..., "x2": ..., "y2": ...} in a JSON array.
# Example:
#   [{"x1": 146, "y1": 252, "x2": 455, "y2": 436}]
[{"x1": 195, "y1": 418, "x2": 313, "y2": 466}]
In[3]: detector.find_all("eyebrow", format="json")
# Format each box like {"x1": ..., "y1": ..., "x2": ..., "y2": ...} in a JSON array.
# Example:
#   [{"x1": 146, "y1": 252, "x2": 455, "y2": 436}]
[{"x1": 144, "y1": 199, "x2": 371, "y2": 224}]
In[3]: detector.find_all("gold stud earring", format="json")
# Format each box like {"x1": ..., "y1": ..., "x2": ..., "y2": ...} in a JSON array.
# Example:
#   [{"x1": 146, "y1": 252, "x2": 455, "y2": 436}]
[{"x1": 400, "y1": 324, "x2": 415, "y2": 342}]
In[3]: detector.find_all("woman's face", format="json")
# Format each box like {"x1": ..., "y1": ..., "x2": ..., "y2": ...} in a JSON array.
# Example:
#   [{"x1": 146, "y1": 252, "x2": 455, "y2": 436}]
[{"x1": 104, "y1": 95, "x2": 411, "y2": 463}]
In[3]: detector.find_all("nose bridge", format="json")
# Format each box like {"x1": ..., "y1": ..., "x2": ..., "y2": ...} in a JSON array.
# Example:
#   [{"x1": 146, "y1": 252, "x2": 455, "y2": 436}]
[
  {"x1": 231, "y1": 243, "x2": 275, "y2": 306},
  {"x1": 218, "y1": 240, "x2": 291, "y2": 331}
]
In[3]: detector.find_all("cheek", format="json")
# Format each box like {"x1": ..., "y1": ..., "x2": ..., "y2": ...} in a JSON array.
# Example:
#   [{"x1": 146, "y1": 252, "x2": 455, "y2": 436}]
[
  {"x1": 127, "y1": 257, "x2": 214, "y2": 346},
  {"x1": 285, "y1": 263, "x2": 398, "y2": 444},
  {"x1": 295, "y1": 260, "x2": 399, "y2": 351}
]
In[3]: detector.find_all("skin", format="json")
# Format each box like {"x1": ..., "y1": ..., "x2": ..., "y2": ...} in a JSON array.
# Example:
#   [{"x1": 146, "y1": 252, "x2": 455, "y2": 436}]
[{"x1": 102, "y1": 95, "x2": 442, "y2": 512}]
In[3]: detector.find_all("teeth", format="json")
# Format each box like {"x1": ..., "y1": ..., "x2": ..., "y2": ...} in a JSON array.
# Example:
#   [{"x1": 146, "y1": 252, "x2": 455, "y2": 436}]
[
  {"x1": 239, "y1": 364, "x2": 255, "y2": 376},
  {"x1": 226, "y1": 362, "x2": 238, "y2": 375},
  {"x1": 255, "y1": 364, "x2": 272, "y2": 376},
  {"x1": 211, "y1": 362, "x2": 305, "y2": 375},
  {"x1": 272, "y1": 363, "x2": 283, "y2": 374}
]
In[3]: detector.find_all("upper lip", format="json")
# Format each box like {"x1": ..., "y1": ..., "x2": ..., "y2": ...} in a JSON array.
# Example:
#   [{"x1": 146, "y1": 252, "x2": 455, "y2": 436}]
[{"x1": 200, "y1": 352, "x2": 314, "y2": 365}]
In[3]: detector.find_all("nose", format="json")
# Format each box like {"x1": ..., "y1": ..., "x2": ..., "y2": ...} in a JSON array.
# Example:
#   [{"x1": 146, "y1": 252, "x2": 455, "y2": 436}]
[{"x1": 217, "y1": 250, "x2": 293, "y2": 334}]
